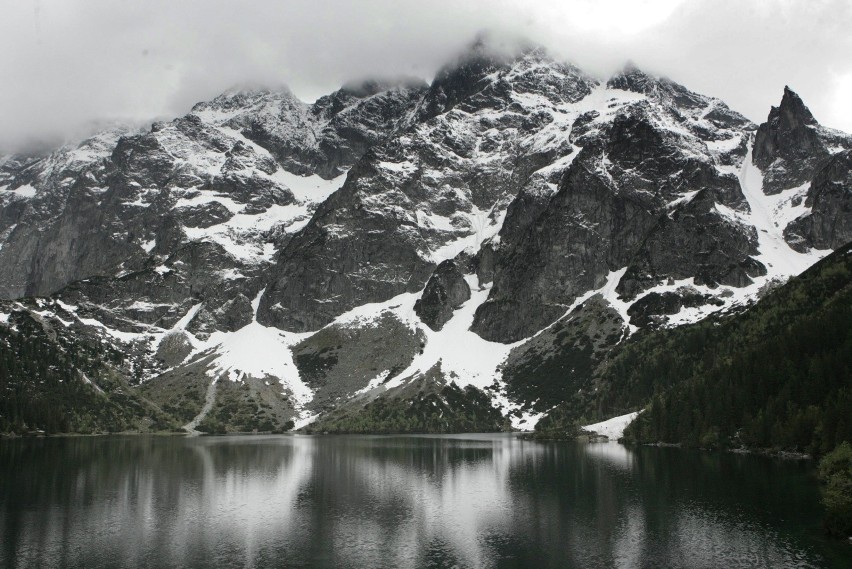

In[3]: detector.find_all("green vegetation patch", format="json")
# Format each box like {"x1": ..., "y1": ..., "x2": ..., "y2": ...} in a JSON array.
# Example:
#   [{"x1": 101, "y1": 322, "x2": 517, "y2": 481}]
[
  {"x1": 818, "y1": 442, "x2": 852, "y2": 537},
  {"x1": 502, "y1": 296, "x2": 625, "y2": 413},
  {"x1": 305, "y1": 366, "x2": 506, "y2": 434},
  {"x1": 0, "y1": 310, "x2": 176, "y2": 434},
  {"x1": 197, "y1": 376, "x2": 296, "y2": 434}
]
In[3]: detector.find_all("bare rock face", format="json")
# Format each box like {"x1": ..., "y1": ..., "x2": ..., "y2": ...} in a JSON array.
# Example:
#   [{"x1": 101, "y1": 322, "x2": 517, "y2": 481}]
[
  {"x1": 615, "y1": 189, "x2": 764, "y2": 300},
  {"x1": 414, "y1": 260, "x2": 471, "y2": 331},
  {"x1": 257, "y1": 46, "x2": 598, "y2": 332},
  {"x1": 471, "y1": 95, "x2": 757, "y2": 343},
  {"x1": 785, "y1": 150, "x2": 852, "y2": 251},
  {"x1": 255, "y1": 164, "x2": 438, "y2": 332},
  {"x1": 0, "y1": 198, "x2": 142, "y2": 299},
  {"x1": 0, "y1": 129, "x2": 148, "y2": 298}
]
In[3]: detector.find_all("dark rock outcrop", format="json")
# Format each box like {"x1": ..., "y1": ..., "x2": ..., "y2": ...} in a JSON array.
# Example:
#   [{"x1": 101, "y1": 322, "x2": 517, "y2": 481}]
[
  {"x1": 155, "y1": 331, "x2": 194, "y2": 367},
  {"x1": 626, "y1": 288, "x2": 725, "y2": 328},
  {"x1": 176, "y1": 202, "x2": 233, "y2": 228},
  {"x1": 414, "y1": 260, "x2": 471, "y2": 330}
]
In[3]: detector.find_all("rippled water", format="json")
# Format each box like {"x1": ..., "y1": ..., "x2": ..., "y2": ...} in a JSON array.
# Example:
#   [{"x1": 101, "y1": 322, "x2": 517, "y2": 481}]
[{"x1": 0, "y1": 434, "x2": 848, "y2": 568}]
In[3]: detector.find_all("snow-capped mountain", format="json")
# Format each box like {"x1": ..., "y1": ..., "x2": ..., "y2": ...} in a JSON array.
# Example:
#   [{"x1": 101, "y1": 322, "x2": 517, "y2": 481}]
[{"x1": 1, "y1": 38, "x2": 850, "y2": 433}]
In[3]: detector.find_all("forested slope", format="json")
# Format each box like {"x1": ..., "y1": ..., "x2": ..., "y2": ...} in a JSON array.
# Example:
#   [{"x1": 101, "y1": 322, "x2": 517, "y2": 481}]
[{"x1": 611, "y1": 243, "x2": 852, "y2": 453}]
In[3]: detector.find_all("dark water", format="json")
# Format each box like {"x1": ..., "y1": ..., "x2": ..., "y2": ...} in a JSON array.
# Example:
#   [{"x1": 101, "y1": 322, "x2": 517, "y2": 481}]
[{"x1": 0, "y1": 434, "x2": 849, "y2": 568}]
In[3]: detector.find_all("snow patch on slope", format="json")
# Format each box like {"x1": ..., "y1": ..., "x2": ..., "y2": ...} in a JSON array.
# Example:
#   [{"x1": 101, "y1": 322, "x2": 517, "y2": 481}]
[
  {"x1": 426, "y1": 207, "x2": 507, "y2": 263},
  {"x1": 583, "y1": 411, "x2": 640, "y2": 440},
  {"x1": 384, "y1": 275, "x2": 518, "y2": 393},
  {"x1": 600, "y1": 267, "x2": 635, "y2": 333},
  {"x1": 7, "y1": 184, "x2": 37, "y2": 199},
  {"x1": 200, "y1": 290, "x2": 313, "y2": 406},
  {"x1": 324, "y1": 274, "x2": 538, "y2": 428},
  {"x1": 173, "y1": 303, "x2": 203, "y2": 330},
  {"x1": 272, "y1": 170, "x2": 347, "y2": 204},
  {"x1": 179, "y1": 171, "x2": 347, "y2": 263}
]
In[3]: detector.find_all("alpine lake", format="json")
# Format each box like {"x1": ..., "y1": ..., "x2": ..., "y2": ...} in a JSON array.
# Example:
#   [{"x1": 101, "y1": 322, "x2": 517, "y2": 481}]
[{"x1": 1, "y1": 433, "x2": 850, "y2": 568}]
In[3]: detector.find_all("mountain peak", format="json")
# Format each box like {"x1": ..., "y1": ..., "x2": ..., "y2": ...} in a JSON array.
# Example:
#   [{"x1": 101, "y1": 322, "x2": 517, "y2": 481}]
[
  {"x1": 753, "y1": 86, "x2": 833, "y2": 190},
  {"x1": 311, "y1": 76, "x2": 427, "y2": 123},
  {"x1": 607, "y1": 62, "x2": 656, "y2": 93},
  {"x1": 416, "y1": 34, "x2": 517, "y2": 120},
  {"x1": 777, "y1": 85, "x2": 818, "y2": 128},
  {"x1": 191, "y1": 83, "x2": 300, "y2": 116},
  {"x1": 338, "y1": 77, "x2": 428, "y2": 98}
]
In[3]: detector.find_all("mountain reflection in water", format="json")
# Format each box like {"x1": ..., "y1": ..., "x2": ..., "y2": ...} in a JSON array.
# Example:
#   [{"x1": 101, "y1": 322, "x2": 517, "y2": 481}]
[{"x1": 0, "y1": 434, "x2": 846, "y2": 568}]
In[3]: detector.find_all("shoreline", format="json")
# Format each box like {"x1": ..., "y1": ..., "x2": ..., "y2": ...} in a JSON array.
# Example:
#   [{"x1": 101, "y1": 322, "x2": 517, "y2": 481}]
[
  {"x1": 630, "y1": 440, "x2": 814, "y2": 460},
  {"x1": 0, "y1": 430, "x2": 821, "y2": 460}
]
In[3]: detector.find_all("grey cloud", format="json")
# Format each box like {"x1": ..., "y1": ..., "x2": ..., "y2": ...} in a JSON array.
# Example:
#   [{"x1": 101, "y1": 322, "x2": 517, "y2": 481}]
[{"x1": 0, "y1": 0, "x2": 850, "y2": 150}]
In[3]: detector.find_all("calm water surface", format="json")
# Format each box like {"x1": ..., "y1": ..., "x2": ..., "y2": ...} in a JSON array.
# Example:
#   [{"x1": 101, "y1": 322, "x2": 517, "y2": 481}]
[{"x1": 1, "y1": 434, "x2": 849, "y2": 568}]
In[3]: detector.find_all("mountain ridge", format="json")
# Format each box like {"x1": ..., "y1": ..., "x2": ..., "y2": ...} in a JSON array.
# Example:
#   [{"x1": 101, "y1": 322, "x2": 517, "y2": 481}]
[{"x1": 1, "y1": 41, "x2": 850, "y2": 434}]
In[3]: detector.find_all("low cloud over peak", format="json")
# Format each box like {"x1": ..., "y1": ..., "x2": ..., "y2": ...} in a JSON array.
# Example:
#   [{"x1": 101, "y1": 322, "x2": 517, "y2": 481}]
[{"x1": 1, "y1": 0, "x2": 850, "y2": 150}]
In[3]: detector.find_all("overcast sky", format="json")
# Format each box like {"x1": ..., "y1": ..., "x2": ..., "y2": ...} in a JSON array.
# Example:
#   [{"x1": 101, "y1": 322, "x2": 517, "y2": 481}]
[{"x1": 1, "y1": 0, "x2": 850, "y2": 149}]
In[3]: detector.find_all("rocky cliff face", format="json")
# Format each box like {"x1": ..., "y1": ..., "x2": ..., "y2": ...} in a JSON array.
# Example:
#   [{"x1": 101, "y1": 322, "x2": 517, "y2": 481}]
[
  {"x1": 785, "y1": 149, "x2": 852, "y2": 251},
  {"x1": 469, "y1": 69, "x2": 759, "y2": 342},
  {"x1": 256, "y1": 45, "x2": 599, "y2": 331},
  {"x1": 192, "y1": 79, "x2": 427, "y2": 179},
  {"x1": 1, "y1": 38, "x2": 850, "y2": 433}
]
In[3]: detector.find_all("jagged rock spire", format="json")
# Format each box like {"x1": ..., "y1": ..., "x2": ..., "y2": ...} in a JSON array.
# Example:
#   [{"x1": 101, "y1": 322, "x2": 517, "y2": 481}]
[
  {"x1": 778, "y1": 85, "x2": 818, "y2": 128},
  {"x1": 753, "y1": 86, "x2": 825, "y2": 186}
]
